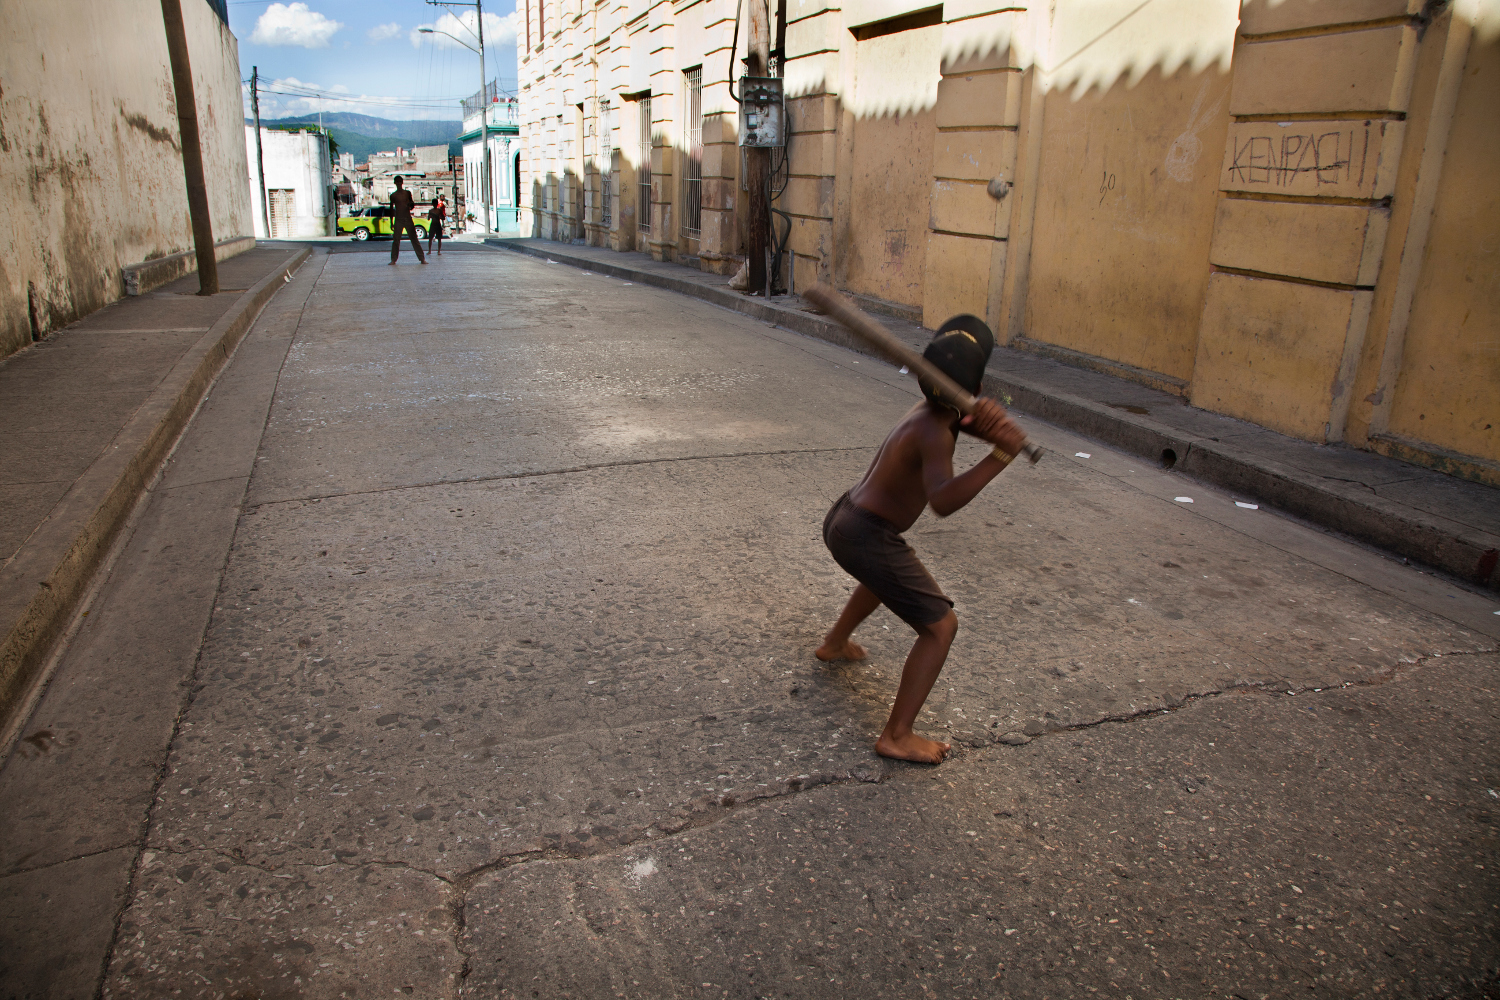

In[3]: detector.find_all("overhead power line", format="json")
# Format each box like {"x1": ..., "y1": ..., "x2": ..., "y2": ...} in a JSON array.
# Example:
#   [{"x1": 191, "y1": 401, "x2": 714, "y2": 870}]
[{"x1": 254, "y1": 85, "x2": 473, "y2": 112}]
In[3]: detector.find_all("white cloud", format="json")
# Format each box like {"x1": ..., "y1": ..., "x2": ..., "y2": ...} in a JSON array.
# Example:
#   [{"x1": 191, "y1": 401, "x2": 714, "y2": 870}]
[
  {"x1": 411, "y1": 10, "x2": 518, "y2": 51},
  {"x1": 251, "y1": 3, "x2": 342, "y2": 48},
  {"x1": 367, "y1": 22, "x2": 402, "y2": 43}
]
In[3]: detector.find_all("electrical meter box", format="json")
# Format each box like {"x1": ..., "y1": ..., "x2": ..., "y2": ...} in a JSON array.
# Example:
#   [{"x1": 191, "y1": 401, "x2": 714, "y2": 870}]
[{"x1": 738, "y1": 77, "x2": 785, "y2": 147}]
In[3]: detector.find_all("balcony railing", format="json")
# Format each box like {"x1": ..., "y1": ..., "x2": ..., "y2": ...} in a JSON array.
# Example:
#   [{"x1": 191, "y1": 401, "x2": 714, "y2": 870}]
[{"x1": 462, "y1": 81, "x2": 519, "y2": 121}]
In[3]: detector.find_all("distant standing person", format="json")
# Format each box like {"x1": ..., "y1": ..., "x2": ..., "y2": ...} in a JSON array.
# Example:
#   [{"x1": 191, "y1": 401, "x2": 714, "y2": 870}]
[
  {"x1": 388, "y1": 176, "x2": 425, "y2": 265},
  {"x1": 427, "y1": 195, "x2": 447, "y2": 255}
]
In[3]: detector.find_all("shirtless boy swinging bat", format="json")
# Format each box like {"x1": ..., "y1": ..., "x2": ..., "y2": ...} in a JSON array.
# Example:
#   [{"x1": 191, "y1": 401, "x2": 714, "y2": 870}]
[{"x1": 814, "y1": 312, "x2": 1031, "y2": 765}]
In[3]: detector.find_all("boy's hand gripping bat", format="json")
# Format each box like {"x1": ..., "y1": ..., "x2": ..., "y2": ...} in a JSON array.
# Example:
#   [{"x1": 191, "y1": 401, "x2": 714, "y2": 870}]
[{"x1": 802, "y1": 284, "x2": 1045, "y2": 464}]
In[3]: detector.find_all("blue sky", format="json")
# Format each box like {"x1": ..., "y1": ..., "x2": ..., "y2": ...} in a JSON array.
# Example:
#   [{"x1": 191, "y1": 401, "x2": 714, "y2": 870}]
[{"x1": 229, "y1": 1, "x2": 520, "y2": 121}]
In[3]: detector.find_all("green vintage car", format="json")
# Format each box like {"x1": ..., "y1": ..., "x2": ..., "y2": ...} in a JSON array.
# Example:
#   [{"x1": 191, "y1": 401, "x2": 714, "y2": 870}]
[{"x1": 338, "y1": 207, "x2": 430, "y2": 241}]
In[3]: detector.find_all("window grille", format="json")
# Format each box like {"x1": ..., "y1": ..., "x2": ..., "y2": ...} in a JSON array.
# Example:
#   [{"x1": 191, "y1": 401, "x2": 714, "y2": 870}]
[
  {"x1": 638, "y1": 96, "x2": 652, "y2": 233},
  {"x1": 600, "y1": 99, "x2": 612, "y2": 227},
  {"x1": 682, "y1": 68, "x2": 703, "y2": 237}
]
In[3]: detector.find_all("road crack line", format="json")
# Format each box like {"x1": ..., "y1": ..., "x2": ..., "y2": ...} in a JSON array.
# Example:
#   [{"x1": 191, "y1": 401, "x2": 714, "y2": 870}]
[{"x1": 972, "y1": 647, "x2": 1495, "y2": 751}]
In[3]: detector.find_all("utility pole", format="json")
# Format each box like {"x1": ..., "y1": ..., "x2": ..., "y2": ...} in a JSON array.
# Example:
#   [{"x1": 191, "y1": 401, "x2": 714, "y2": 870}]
[
  {"x1": 478, "y1": 0, "x2": 490, "y2": 236},
  {"x1": 160, "y1": 0, "x2": 218, "y2": 295},
  {"x1": 425, "y1": 0, "x2": 489, "y2": 234},
  {"x1": 251, "y1": 66, "x2": 270, "y2": 239},
  {"x1": 744, "y1": 0, "x2": 771, "y2": 296}
]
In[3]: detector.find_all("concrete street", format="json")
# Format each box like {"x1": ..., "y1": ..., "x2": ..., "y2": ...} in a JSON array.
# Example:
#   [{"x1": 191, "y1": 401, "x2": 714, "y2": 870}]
[{"x1": 2, "y1": 243, "x2": 1497, "y2": 998}]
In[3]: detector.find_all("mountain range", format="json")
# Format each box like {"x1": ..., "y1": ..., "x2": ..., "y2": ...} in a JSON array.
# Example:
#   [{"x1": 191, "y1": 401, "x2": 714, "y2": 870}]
[{"x1": 246, "y1": 113, "x2": 464, "y2": 164}]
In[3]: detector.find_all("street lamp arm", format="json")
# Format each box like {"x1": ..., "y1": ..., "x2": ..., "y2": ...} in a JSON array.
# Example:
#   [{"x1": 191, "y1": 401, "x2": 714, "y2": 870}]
[{"x1": 417, "y1": 26, "x2": 480, "y2": 54}]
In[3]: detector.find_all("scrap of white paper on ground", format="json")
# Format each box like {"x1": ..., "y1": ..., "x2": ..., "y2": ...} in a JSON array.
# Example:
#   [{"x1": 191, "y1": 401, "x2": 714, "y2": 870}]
[
  {"x1": 1236, "y1": 501, "x2": 1259, "y2": 509},
  {"x1": 1175, "y1": 497, "x2": 1193, "y2": 503},
  {"x1": 1075, "y1": 452, "x2": 1091, "y2": 458}
]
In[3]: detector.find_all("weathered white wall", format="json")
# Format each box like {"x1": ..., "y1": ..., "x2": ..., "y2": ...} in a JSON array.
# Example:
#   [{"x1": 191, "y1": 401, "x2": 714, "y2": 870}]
[
  {"x1": 0, "y1": 0, "x2": 252, "y2": 359},
  {"x1": 245, "y1": 127, "x2": 333, "y2": 238}
]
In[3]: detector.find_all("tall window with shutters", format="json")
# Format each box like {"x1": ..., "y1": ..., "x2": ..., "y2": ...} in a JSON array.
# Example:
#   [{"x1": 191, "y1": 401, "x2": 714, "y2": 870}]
[
  {"x1": 638, "y1": 95, "x2": 652, "y2": 234},
  {"x1": 681, "y1": 68, "x2": 703, "y2": 237}
]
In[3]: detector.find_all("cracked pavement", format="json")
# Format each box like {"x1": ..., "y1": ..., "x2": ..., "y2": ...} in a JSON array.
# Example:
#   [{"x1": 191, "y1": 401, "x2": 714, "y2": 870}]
[{"x1": 1, "y1": 246, "x2": 1497, "y2": 998}]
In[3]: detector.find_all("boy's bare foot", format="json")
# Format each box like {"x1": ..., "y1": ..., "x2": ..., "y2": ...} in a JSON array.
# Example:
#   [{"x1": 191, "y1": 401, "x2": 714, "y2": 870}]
[
  {"x1": 815, "y1": 638, "x2": 867, "y2": 662},
  {"x1": 875, "y1": 732, "x2": 951, "y2": 764}
]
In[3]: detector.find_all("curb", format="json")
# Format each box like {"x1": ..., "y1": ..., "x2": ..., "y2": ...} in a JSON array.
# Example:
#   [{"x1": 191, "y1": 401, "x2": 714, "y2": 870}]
[
  {"x1": 488, "y1": 237, "x2": 864, "y2": 348},
  {"x1": 491, "y1": 238, "x2": 1499, "y2": 591},
  {"x1": 985, "y1": 373, "x2": 1500, "y2": 590},
  {"x1": 0, "y1": 247, "x2": 312, "y2": 725},
  {"x1": 122, "y1": 235, "x2": 258, "y2": 296}
]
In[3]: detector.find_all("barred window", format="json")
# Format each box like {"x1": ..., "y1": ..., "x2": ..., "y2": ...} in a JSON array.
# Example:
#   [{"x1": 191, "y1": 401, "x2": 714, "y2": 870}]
[
  {"x1": 638, "y1": 96, "x2": 652, "y2": 233},
  {"x1": 681, "y1": 68, "x2": 703, "y2": 236}
]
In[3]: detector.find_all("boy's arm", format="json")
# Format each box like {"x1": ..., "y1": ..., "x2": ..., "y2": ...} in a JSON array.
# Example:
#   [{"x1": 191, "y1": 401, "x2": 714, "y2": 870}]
[{"x1": 922, "y1": 399, "x2": 1028, "y2": 518}]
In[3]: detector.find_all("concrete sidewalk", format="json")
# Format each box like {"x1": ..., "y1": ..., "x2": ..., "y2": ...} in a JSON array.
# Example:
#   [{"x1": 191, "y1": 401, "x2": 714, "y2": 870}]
[
  {"x1": 491, "y1": 237, "x2": 1500, "y2": 593},
  {"x1": 0, "y1": 245, "x2": 310, "y2": 731}
]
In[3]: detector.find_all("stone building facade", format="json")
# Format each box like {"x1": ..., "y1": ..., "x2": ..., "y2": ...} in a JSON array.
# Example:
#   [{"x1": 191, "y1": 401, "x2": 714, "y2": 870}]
[{"x1": 517, "y1": 0, "x2": 1499, "y2": 484}]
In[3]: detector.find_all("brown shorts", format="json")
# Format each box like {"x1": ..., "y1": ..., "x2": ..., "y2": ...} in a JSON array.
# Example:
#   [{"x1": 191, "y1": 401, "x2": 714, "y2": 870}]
[{"x1": 823, "y1": 492, "x2": 953, "y2": 627}]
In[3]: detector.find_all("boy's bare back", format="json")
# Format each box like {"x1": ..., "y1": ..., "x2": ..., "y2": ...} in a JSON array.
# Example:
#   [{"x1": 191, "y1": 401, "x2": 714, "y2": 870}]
[{"x1": 849, "y1": 397, "x2": 1026, "y2": 531}]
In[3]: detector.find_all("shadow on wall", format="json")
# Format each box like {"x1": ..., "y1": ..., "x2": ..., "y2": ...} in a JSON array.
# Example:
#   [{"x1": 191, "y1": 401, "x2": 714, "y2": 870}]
[
  {"x1": 521, "y1": 0, "x2": 1500, "y2": 250},
  {"x1": 784, "y1": 0, "x2": 1238, "y2": 111},
  {"x1": 530, "y1": 165, "x2": 599, "y2": 243},
  {"x1": 526, "y1": 0, "x2": 1246, "y2": 264},
  {"x1": 817, "y1": 0, "x2": 1242, "y2": 355}
]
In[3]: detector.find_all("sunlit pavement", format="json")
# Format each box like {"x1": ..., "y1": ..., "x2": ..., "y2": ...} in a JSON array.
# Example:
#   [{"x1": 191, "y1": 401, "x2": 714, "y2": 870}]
[{"x1": 1, "y1": 246, "x2": 1495, "y2": 998}]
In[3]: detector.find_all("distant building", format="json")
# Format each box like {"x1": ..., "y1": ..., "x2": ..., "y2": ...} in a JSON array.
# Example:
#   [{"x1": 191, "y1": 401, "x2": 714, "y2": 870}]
[
  {"x1": 332, "y1": 161, "x2": 359, "y2": 209},
  {"x1": 366, "y1": 148, "x2": 412, "y2": 175},
  {"x1": 347, "y1": 145, "x2": 463, "y2": 216},
  {"x1": 413, "y1": 145, "x2": 450, "y2": 173},
  {"x1": 245, "y1": 126, "x2": 333, "y2": 238},
  {"x1": 460, "y1": 81, "x2": 520, "y2": 233},
  {"x1": 372, "y1": 170, "x2": 441, "y2": 206}
]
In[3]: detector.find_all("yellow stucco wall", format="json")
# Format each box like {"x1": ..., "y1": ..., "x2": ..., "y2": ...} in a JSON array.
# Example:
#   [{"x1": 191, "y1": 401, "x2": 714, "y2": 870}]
[
  {"x1": 1384, "y1": 37, "x2": 1500, "y2": 464},
  {"x1": 1025, "y1": 65, "x2": 1232, "y2": 382},
  {"x1": 1194, "y1": 274, "x2": 1369, "y2": 441}
]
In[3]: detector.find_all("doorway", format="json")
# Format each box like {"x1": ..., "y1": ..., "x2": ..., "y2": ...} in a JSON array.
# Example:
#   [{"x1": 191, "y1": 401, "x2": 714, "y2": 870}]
[{"x1": 268, "y1": 189, "x2": 295, "y2": 239}]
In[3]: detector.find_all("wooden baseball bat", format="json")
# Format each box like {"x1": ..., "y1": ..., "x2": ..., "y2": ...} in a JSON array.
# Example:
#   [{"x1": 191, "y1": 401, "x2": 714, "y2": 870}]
[{"x1": 803, "y1": 284, "x2": 1044, "y2": 464}]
